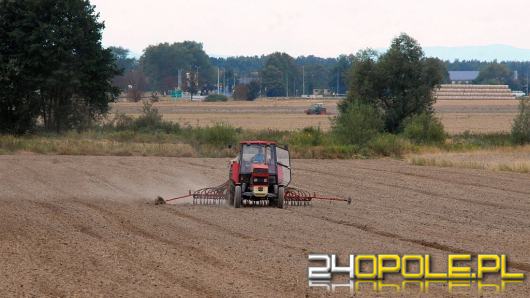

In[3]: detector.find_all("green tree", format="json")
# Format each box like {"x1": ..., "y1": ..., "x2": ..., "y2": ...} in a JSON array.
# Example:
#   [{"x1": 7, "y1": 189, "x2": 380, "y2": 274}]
[
  {"x1": 301, "y1": 64, "x2": 329, "y2": 95},
  {"x1": 140, "y1": 41, "x2": 214, "y2": 93},
  {"x1": 0, "y1": 0, "x2": 120, "y2": 133},
  {"x1": 511, "y1": 98, "x2": 530, "y2": 144},
  {"x1": 329, "y1": 54, "x2": 354, "y2": 95},
  {"x1": 402, "y1": 113, "x2": 446, "y2": 144},
  {"x1": 123, "y1": 70, "x2": 148, "y2": 102},
  {"x1": 232, "y1": 84, "x2": 249, "y2": 100},
  {"x1": 110, "y1": 47, "x2": 146, "y2": 95},
  {"x1": 247, "y1": 81, "x2": 260, "y2": 100},
  {"x1": 109, "y1": 47, "x2": 137, "y2": 72},
  {"x1": 333, "y1": 103, "x2": 383, "y2": 145},
  {"x1": 232, "y1": 81, "x2": 260, "y2": 100},
  {"x1": 475, "y1": 62, "x2": 511, "y2": 85},
  {"x1": 344, "y1": 34, "x2": 446, "y2": 133},
  {"x1": 0, "y1": 1, "x2": 39, "y2": 133},
  {"x1": 261, "y1": 52, "x2": 299, "y2": 97}
]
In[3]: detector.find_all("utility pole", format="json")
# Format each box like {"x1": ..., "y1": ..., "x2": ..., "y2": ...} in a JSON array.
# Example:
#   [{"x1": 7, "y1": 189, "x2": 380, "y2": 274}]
[
  {"x1": 336, "y1": 68, "x2": 339, "y2": 97},
  {"x1": 527, "y1": 69, "x2": 529, "y2": 96},
  {"x1": 223, "y1": 70, "x2": 226, "y2": 95},
  {"x1": 217, "y1": 67, "x2": 220, "y2": 94},
  {"x1": 302, "y1": 65, "x2": 305, "y2": 96},
  {"x1": 233, "y1": 72, "x2": 236, "y2": 92},
  {"x1": 196, "y1": 66, "x2": 200, "y2": 95},
  {"x1": 177, "y1": 69, "x2": 182, "y2": 90}
]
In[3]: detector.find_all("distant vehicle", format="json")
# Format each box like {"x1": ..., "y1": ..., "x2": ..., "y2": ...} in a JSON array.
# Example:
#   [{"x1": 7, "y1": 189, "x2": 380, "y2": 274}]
[
  {"x1": 512, "y1": 91, "x2": 526, "y2": 98},
  {"x1": 305, "y1": 103, "x2": 327, "y2": 115}
]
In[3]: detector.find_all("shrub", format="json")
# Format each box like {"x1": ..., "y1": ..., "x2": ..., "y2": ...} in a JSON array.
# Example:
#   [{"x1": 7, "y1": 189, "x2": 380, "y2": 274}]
[
  {"x1": 134, "y1": 100, "x2": 163, "y2": 128},
  {"x1": 402, "y1": 113, "x2": 446, "y2": 144},
  {"x1": 247, "y1": 81, "x2": 260, "y2": 100},
  {"x1": 333, "y1": 103, "x2": 383, "y2": 145},
  {"x1": 290, "y1": 144, "x2": 356, "y2": 159},
  {"x1": 450, "y1": 132, "x2": 512, "y2": 150},
  {"x1": 232, "y1": 82, "x2": 260, "y2": 101},
  {"x1": 193, "y1": 123, "x2": 238, "y2": 146},
  {"x1": 245, "y1": 129, "x2": 288, "y2": 144},
  {"x1": 108, "y1": 101, "x2": 180, "y2": 133},
  {"x1": 367, "y1": 133, "x2": 413, "y2": 157},
  {"x1": 511, "y1": 99, "x2": 530, "y2": 144},
  {"x1": 205, "y1": 94, "x2": 228, "y2": 102},
  {"x1": 232, "y1": 84, "x2": 250, "y2": 100},
  {"x1": 112, "y1": 113, "x2": 135, "y2": 131},
  {"x1": 290, "y1": 127, "x2": 325, "y2": 146},
  {"x1": 134, "y1": 101, "x2": 180, "y2": 133}
]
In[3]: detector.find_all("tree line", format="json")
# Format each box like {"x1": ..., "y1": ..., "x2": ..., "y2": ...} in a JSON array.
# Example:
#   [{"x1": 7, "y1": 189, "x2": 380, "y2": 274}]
[
  {"x1": 1, "y1": 0, "x2": 528, "y2": 137},
  {"x1": 112, "y1": 46, "x2": 353, "y2": 99},
  {"x1": 115, "y1": 44, "x2": 530, "y2": 101},
  {"x1": 447, "y1": 59, "x2": 529, "y2": 91}
]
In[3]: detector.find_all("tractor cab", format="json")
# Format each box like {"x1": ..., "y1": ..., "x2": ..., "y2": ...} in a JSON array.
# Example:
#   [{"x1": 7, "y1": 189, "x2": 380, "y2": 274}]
[{"x1": 228, "y1": 141, "x2": 291, "y2": 208}]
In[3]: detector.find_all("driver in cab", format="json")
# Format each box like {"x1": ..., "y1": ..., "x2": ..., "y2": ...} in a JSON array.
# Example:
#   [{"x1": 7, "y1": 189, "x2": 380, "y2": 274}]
[{"x1": 252, "y1": 147, "x2": 266, "y2": 164}]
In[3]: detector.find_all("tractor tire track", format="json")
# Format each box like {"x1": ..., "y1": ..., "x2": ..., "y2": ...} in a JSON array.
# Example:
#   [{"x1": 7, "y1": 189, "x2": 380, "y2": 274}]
[
  {"x1": 161, "y1": 207, "x2": 303, "y2": 251},
  {"x1": 73, "y1": 200, "x2": 296, "y2": 296},
  {"x1": 350, "y1": 163, "x2": 530, "y2": 196},
  {"x1": 2, "y1": 155, "x2": 529, "y2": 297},
  {"x1": 290, "y1": 209, "x2": 530, "y2": 273},
  {"x1": 297, "y1": 167, "x2": 530, "y2": 211}
]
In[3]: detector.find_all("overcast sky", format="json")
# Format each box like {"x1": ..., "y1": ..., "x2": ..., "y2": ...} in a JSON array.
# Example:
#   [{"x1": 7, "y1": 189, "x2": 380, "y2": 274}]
[{"x1": 91, "y1": 0, "x2": 530, "y2": 58}]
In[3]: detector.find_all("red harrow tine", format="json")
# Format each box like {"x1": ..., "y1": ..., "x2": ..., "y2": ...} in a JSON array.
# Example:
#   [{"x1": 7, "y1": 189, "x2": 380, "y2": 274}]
[
  {"x1": 192, "y1": 181, "x2": 228, "y2": 205},
  {"x1": 158, "y1": 181, "x2": 350, "y2": 207},
  {"x1": 285, "y1": 187, "x2": 313, "y2": 206},
  {"x1": 284, "y1": 187, "x2": 352, "y2": 206}
]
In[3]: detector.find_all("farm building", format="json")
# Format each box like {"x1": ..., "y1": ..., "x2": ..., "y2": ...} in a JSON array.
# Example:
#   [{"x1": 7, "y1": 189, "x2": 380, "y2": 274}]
[
  {"x1": 448, "y1": 71, "x2": 479, "y2": 84},
  {"x1": 435, "y1": 84, "x2": 516, "y2": 100}
]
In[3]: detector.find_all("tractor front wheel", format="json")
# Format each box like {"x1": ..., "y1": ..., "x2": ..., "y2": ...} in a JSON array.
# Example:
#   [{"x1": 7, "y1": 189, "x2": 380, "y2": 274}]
[
  {"x1": 277, "y1": 186, "x2": 285, "y2": 209},
  {"x1": 234, "y1": 185, "x2": 242, "y2": 208}
]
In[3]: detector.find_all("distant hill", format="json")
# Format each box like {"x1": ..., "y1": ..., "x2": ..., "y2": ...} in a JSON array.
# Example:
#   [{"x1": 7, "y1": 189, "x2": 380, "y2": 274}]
[{"x1": 424, "y1": 45, "x2": 530, "y2": 62}]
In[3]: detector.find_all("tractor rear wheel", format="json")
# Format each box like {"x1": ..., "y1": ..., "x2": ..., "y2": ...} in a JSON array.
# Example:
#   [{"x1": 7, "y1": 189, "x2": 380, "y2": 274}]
[
  {"x1": 234, "y1": 185, "x2": 242, "y2": 208},
  {"x1": 277, "y1": 186, "x2": 285, "y2": 209}
]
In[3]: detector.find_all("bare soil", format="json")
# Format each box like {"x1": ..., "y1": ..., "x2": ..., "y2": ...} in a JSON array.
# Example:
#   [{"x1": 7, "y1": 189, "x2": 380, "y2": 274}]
[
  {"x1": 1, "y1": 155, "x2": 529, "y2": 297},
  {"x1": 112, "y1": 99, "x2": 520, "y2": 133}
]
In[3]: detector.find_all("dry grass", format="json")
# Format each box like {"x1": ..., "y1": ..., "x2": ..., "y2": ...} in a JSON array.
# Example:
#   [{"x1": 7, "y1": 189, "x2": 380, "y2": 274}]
[
  {"x1": 154, "y1": 113, "x2": 331, "y2": 131},
  {"x1": 112, "y1": 99, "x2": 520, "y2": 134},
  {"x1": 0, "y1": 136, "x2": 196, "y2": 157},
  {"x1": 438, "y1": 113, "x2": 515, "y2": 134},
  {"x1": 408, "y1": 146, "x2": 530, "y2": 174},
  {"x1": 113, "y1": 99, "x2": 337, "y2": 131}
]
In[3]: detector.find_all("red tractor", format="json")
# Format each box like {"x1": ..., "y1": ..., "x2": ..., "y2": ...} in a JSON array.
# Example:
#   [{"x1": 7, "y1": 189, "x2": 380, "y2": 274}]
[
  {"x1": 227, "y1": 141, "x2": 291, "y2": 208},
  {"x1": 156, "y1": 140, "x2": 351, "y2": 207}
]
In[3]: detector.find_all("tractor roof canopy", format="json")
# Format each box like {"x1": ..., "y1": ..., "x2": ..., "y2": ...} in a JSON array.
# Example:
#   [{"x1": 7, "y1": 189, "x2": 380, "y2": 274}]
[{"x1": 240, "y1": 140, "x2": 277, "y2": 146}]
